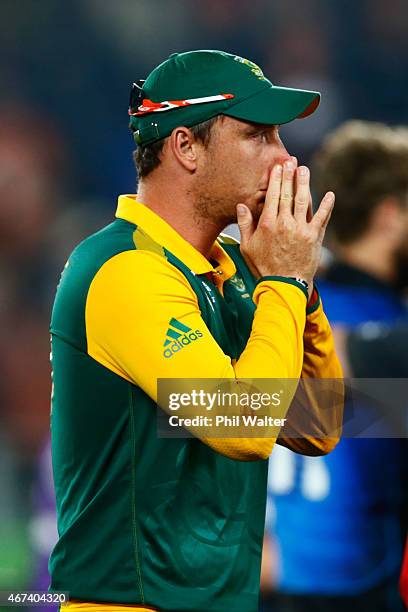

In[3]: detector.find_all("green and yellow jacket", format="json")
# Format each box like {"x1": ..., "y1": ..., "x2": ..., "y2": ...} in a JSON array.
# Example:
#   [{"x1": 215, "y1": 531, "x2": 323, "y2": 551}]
[{"x1": 50, "y1": 195, "x2": 342, "y2": 612}]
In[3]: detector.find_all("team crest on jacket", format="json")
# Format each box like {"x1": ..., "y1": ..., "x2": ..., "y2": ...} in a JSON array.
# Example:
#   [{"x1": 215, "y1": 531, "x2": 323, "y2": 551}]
[{"x1": 229, "y1": 274, "x2": 246, "y2": 292}]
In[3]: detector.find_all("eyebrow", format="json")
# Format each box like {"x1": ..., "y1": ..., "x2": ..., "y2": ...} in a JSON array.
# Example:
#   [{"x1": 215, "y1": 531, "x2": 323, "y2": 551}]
[{"x1": 242, "y1": 123, "x2": 278, "y2": 134}]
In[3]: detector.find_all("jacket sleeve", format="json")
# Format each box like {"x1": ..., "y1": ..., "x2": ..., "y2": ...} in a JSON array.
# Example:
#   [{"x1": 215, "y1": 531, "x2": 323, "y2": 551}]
[
  {"x1": 277, "y1": 289, "x2": 344, "y2": 456},
  {"x1": 85, "y1": 250, "x2": 308, "y2": 461}
]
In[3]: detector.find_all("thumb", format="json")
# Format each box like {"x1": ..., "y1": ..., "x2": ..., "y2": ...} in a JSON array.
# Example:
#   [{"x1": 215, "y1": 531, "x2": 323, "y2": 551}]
[{"x1": 236, "y1": 204, "x2": 254, "y2": 244}]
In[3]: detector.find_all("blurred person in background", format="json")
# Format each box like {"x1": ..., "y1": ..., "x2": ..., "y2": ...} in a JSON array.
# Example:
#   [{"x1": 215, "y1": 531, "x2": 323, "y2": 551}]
[
  {"x1": 327, "y1": 319, "x2": 408, "y2": 607},
  {"x1": 265, "y1": 121, "x2": 408, "y2": 611},
  {"x1": 330, "y1": 319, "x2": 408, "y2": 608}
]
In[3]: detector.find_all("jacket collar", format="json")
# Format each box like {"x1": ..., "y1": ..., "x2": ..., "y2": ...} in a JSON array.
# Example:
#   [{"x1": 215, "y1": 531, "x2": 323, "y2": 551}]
[{"x1": 116, "y1": 195, "x2": 236, "y2": 279}]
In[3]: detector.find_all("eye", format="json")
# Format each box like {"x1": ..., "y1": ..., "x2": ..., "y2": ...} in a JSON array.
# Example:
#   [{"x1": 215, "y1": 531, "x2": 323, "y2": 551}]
[{"x1": 253, "y1": 131, "x2": 268, "y2": 142}]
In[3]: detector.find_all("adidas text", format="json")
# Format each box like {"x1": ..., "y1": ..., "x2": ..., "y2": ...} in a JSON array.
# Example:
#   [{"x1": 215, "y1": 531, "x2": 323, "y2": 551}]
[{"x1": 163, "y1": 330, "x2": 203, "y2": 358}]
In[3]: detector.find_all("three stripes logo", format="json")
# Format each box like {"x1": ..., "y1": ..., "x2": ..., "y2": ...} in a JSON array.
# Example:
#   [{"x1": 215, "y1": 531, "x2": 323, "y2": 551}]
[{"x1": 163, "y1": 318, "x2": 203, "y2": 359}]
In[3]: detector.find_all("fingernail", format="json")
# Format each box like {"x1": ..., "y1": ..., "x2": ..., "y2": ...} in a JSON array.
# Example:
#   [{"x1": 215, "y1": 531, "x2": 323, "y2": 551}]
[
  {"x1": 236, "y1": 204, "x2": 247, "y2": 216},
  {"x1": 291, "y1": 156, "x2": 298, "y2": 165},
  {"x1": 299, "y1": 166, "x2": 308, "y2": 176},
  {"x1": 285, "y1": 160, "x2": 294, "y2": 170},
  {"x1": 275, "y1": 164, "x2": 282, "y2": 175}
]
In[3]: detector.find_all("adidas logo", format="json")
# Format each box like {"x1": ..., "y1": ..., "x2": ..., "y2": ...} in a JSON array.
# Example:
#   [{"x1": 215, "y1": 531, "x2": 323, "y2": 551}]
[{"x1": 163, "y1": 317, "x2": 203, "y2": 359}]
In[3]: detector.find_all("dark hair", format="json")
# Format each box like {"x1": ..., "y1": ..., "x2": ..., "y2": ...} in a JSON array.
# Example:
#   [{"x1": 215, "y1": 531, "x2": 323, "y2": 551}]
[
  {"x1": 133, "y1": 116, "x2": 220, "y2": 179},
  {"x1": 313, "y1": 121, "x2": 408, "y2": 245}
]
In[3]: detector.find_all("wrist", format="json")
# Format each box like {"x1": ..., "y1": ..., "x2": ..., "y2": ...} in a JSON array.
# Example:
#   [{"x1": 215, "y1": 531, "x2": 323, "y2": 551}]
[{"x1": 255, "y1": 275, "x2": 309, "y2": 300}]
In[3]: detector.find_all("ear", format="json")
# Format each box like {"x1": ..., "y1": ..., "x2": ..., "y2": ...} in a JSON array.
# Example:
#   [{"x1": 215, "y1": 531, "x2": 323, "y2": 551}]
[{"x1": 168, "y1": 126, "x2": 199, "y2": 172}]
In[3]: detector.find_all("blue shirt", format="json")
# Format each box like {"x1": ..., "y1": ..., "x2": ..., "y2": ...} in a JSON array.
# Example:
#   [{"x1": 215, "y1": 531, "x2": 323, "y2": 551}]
[{"x1": 268, "y1": 262, "x2": 408, "y2": 595}]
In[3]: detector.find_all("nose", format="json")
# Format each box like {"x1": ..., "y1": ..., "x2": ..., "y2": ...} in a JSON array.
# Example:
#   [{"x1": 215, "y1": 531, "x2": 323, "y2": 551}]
[
  {"x1": 267, "y1": 143, "x2": 291, "y2": 176},
  {"x1": 277, "y1": 141, "x2": 291, "y2": 165}
]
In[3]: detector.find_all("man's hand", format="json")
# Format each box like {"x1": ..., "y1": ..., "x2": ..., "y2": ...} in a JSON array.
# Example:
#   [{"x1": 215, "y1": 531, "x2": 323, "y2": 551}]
[{"x1": 236, "y1": 159, "x2": 334, "y2": 290}]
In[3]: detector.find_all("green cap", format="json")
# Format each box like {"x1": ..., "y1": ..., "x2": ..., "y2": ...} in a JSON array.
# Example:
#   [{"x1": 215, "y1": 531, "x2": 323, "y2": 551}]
[{"x1": 129, "y1": 50, "x2": 320, "y2": 146}]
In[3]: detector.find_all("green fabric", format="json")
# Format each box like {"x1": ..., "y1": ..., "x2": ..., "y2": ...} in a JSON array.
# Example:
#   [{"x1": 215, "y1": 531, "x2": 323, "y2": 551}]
[
  {"x1": 255, "y1": 275, "x2": 309, "y2": 301},
  {"x1": 129, "y1": 50, "x2": 320, "y2": 145},
  {"x1": 306, "y1": 285, "x2": 322, "y2": 315},
  {"x1": 49, "y1": 220, "x2": 268, "y2": 611}
]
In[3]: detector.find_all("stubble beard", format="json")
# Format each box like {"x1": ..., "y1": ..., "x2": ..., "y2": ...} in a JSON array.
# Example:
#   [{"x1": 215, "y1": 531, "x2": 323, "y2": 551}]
[
  {"x1": 190, "y1": 170, "x2": 238, "y2": 231},
  {"x1": 190, "y1": 157, "x2": 265, "y2": 230}
]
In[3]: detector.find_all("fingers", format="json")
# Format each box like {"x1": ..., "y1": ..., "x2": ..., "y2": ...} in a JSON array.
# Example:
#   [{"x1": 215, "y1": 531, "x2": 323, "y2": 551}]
[
  {"x1": 321, "y1": 202, "x2": 334, "y2": 230},
  {"x1": 279, "y1": 159, "x2": 296, "y2": 217},
  {"x1": 259, "y1": 163, "x2": 282, "y2": 225},
  {"x1": 237, "y1": 204, "x2": 260, "y2": 277},
  {"x1": 290, "y1": 156, "x2": 298, "y2": 173},
  {"x1": 236, "y1": 203, "x2": 255, "y2": 244},
  {"x1": 294, "y1": 166, "x2": 310, "y2": 221},
  {"x1": 311, "y1": 191, "x2": 335, "y2": 230},
  {"x1": 306, "y1": 196, "x2": 313, "y2": 222}
]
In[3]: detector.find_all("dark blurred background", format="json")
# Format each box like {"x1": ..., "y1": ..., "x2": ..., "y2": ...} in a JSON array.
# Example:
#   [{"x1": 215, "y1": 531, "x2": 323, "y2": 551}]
[{"x1": 1, "y1": 0, "x2": 407, "y2": 605}]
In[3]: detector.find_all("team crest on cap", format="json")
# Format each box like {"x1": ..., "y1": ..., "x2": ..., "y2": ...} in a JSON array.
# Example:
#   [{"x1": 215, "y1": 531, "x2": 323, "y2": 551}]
[{"x1": 233, "y1": 56, "x2": 266, "y2": 81}]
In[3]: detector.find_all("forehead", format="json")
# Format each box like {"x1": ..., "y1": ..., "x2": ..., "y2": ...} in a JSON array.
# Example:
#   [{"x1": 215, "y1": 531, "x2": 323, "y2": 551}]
[{"x1": 218, "y1": 115, "x2": 278, "y2": 134}]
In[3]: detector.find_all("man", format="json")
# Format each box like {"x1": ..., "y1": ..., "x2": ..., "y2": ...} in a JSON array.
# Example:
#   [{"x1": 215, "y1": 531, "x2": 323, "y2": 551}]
[
  {"x1": 268, "y1": 120, "x2": 408, "y2": 611},
  {"x1": 49, "y1": 50, "x2": 342, "y2": 612}
]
